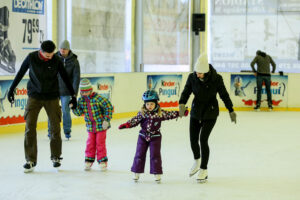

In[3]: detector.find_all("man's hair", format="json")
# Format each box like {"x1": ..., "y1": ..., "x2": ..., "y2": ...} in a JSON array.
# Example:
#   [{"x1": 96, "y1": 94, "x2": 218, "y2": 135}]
[{"x1": 41, "y1": 40, "x2": 56, "y2": 53}]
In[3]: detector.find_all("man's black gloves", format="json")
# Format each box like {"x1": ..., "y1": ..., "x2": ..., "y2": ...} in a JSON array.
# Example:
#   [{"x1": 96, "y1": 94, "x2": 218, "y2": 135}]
[
  {"x1": 7, "y1": 89, "x2": 15, "y2": 105},
  {"x1": 68, "y1": 96, "x2": 77, "y2": 109}
]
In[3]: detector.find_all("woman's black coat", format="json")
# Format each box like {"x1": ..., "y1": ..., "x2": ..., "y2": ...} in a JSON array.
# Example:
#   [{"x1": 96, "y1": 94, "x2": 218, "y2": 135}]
[{"x1": 179, "y1": 65, "x2": 234, "y2": 120}]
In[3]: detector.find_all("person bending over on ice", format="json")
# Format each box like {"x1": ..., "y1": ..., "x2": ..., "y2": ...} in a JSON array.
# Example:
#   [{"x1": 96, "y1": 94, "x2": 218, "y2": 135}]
[
  {"x1": 118, "y1": 90, "x2": 189, "y2": 183},
  {"x1": 178, "y1": 52, "x2": 237, "y2": 183},
  {"x1": 71, "y1": 78, "x2": 113, "y2": 171}
]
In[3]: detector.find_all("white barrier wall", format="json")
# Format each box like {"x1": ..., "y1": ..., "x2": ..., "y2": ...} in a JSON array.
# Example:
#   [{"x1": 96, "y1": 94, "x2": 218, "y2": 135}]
[{"x1": 0, "y1": 72, "x2": 299, "y2": 126}]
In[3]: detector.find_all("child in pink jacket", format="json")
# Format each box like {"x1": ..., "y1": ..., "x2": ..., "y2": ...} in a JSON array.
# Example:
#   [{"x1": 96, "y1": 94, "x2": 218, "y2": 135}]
[{"x1": 72, "y1": 78, "x2": 113, "y2": 171}]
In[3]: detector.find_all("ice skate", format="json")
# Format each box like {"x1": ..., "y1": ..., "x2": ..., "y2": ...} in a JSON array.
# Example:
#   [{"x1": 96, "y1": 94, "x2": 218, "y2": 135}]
[
  {"x1": 254, "y1": 105, "x2": 260, "y2": 112},
  {"x1": 189, "y1": 158, "x2": 201, "y2": 177},
  {"x1": 65, "y1": 132, "x2": 71, "y2": 140},
  {"x1": 84, "y1": 162, "x2": 93, "y2": 171},
  {"x1": 268, "y1": 105, "x2": 273, "y2": 111},
  {"x1": 154, "y1": 174, "x2": 161, "y2": 183},
  {"x1": 99, "y1": 162, "x2": 107, "y2": 171},
  {"x1": 52, "y1": 157, "x2": 62, "y2": 168},
  {"x1": 197, "y1": 169, "x2": 208, "y2": 183},
  {"x1": 23, "y1": 161, "x2": 36, "y2": 173},
  {"x1": 133, "y1": 173, "x2": 140, "y2": 182}
]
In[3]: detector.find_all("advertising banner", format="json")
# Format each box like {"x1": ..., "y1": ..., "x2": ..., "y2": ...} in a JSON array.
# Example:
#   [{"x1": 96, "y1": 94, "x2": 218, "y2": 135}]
[
  {"x1": 0, "y1": 76, "x2": 115, "y2": 126},
  {"x1": 0, "y1": 79, "x2": 28, "y2": 125},
  {"x1": 230, "y1": 74, "x2": 288, "y2": 108},
  {"x1": 0, "y1": 0, "x2": 46, "y2": 75},
  {"x1": 85, "y1": 76, "x2": 114, "y2": 103},
  {"x1": 146, "y1": 74, "x2": 182, "y2": 107}
]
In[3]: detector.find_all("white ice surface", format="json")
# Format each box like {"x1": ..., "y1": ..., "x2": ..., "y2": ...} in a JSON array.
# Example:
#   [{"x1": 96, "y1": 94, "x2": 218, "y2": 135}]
[{"x1": 0, "y1": 111, "x2": 300, "y2": 200}]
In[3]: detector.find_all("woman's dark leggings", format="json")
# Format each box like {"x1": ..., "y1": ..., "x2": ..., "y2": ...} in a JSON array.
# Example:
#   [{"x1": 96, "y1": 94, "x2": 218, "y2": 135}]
[{"x1": 189, "y1": 117, "x2": 217, "y2": 169}]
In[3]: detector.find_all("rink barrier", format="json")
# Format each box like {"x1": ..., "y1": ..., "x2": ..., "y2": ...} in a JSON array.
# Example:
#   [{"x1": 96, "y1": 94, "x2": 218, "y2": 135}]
[
  {"x1": 1, "y1": 71, "x2": 300, "y2": 134},
  {"x1": 1, "y1": 107, "x2": 300, "y2": 134}
]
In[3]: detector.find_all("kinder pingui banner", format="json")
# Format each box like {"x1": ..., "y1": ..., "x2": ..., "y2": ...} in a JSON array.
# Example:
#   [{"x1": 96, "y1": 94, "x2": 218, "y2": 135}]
[
  {"x1": 146, "y1": 74, "x2": 182, "y2": 107},
  {"x1": 84, "y1": 77, "x2": 114, "y2": 103},
  {"x1": 0, "y1": 0, "x2": 46, "y2": 75},
  {"x1": 0, "y1": 79, "x2": 29, "y2": 125},
  {"x1": 230, "y1": 74, "x2": 288, "y2": 108}
]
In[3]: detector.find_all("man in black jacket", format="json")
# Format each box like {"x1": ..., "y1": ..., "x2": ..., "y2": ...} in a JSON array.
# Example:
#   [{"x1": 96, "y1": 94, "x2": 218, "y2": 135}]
[
  {"x1": 7, "y1": 40, "x2": 77, "y2": 173},
  {"x1": 47, "y1": 40, "x2": 80, "y2": 140},
  {"x1": 179, "y1": 52, "x2": 237, "y2": 182}
]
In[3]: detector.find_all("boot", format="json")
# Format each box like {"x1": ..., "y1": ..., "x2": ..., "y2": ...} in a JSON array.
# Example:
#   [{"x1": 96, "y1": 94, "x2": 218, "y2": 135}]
[
  {"x1": 23, "y1": 161, "x2": 36, "y2": 173},
  {"x1": 189, "y1": 158, "x2": 201, "y2": 177},
  {"x1": 133, "y1": 173, "x2": 140, "y2": 182},
  {"x1": 154, "y1": 174, "x2": 161, "y2": 183},
  {"x1": 99, "y1": 162, "x2": 107, "y2": 171},
  {"x1": 84, "y1": 162, "x2": 93, "y2": 171},
  {"x1": 197, "y1": 169, "x2": 208, "y2": 183},
  {"x1": 52, "y1": 157, "x2": 62, "y2": 168},
  {"x1": 254, "y1": 105, "x2": 260, "y2": 111}
]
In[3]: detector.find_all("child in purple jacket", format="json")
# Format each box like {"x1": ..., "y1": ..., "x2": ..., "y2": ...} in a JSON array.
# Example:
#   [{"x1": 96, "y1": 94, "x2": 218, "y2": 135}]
[{"x1": 118, "y1": 90, "x2": 188, "y2": 183}]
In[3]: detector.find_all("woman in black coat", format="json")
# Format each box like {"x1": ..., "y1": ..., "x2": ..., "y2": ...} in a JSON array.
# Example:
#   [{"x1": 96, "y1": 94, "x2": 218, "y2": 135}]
[{"x1": 179, "y1": 53, "x2": 237, "y2": 182}]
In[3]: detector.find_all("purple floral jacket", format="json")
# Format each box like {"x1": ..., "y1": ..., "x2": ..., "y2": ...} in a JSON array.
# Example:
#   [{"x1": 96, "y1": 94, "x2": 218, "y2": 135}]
[{"x1": 126, "y1": 107, "x2": 179, "y2": 141}]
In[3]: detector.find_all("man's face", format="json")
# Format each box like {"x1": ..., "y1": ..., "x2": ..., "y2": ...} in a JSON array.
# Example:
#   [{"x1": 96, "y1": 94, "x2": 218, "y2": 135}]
[
  {"x1": 41, "y1": 51, "x2": 54, "y2": 60},
  {"x1": 60, "y1": 48, "x2": 70, "y2": 58}
]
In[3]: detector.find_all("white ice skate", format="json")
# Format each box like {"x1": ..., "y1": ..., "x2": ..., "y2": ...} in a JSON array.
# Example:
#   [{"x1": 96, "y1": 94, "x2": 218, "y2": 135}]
[
  {"x1": 189, "y1": 158, "x2": 201, "y2": 177},
  {"x1": 133, "y1": 173, "x2": 140, "y2": 182},
  {"x1": 154, "y1": 174, "x2": 161, "y2": 183},
  {"x1": 23, "y1": 161, "x2": 36, "y2": 173},
  {"x1": 84, "y1": 162, "x2": 93, "y2": 171},
  {"x1": 99, "y1": 162, "x2": 107, "y2": 171},
  {"x1": 197, "y1": 169, "x2": 208, "y2": 183}
]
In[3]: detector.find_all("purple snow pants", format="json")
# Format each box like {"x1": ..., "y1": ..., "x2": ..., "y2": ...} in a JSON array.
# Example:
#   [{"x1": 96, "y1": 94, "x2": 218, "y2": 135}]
[{"x1": 131, "y1": 135, "x2": 162, "y2": 174}]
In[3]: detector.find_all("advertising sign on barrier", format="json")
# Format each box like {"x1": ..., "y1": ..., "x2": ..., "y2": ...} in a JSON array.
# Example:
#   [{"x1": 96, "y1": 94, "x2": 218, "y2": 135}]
[{"x1": 230, "y1": 74, "x2": 288, "y2": 108}]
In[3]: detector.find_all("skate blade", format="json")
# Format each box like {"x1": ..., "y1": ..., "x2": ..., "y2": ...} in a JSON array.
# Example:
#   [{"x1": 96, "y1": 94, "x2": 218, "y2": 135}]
[
  {"x1": 84, "y1": 168, "x2": 91, "y2": 171},
  {"x1": 24, "y1": 168, "x2": 35, "y2": 173},
  {"x1": 197, "y1": 176, "x2": 208, "y2": 183},
  {"x1": 197, "y1": 179, "x2": 207, "y2": 183},
  {"x1": 189, "y1": 169, "x2": 200, "y2": 177},
  {"x1": 155, "y1": 180, "x2": 161, "y2": 184},
  {"x1": 133, "y1": 178, "x2": 139, "y2": 182}
]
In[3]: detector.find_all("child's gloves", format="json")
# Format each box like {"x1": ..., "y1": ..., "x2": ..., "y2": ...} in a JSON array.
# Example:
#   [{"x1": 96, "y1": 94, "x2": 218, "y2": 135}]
[
  {"x1": 229, "y1": 111, "x2": 237, "y2": 124},
  {"x1": 179, "y1": 104, "x2": 186, "y2": 117},
  {"x1": 184, "y1": 109, "x2": 189, "y2": 116},
  {"x1": 102, "y1": 120, "x2": 109, "y2": 130},
  {"x1": 118, "y1": 122, "x2": 130, "y2": 129}
]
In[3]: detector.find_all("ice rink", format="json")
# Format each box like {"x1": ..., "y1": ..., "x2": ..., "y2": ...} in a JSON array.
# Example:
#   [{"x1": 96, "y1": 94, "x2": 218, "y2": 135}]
[{"x1": 0, "y1": 111, "x2": 299, "y2": 200}]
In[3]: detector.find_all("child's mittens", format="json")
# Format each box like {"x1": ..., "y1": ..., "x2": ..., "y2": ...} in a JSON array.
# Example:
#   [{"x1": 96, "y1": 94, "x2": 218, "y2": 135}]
[
  {"x1": 102, "y1": 121, "x2": 109, "y2": 130},
  {"x1": 184, "y1": 109, "x2": 189, "y2": 116},
  {"x1": 118, "y1": 122, "x2": 130, "y2": 129}
]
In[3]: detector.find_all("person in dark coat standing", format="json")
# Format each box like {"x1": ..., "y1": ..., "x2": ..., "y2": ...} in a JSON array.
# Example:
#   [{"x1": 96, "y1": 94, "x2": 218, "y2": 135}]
[
  {"x1": 250, "y1": 50, "x2": 276, "y2": 111},
  {"x1": 178, "y1": 52, "x2": 237, "y2": 182},
  {"x1": 7, "y1": 40, "x2": 77, "y2": 173},
  {"x1": 48, "y1": 40, "x2": 80, "y2": 140}
]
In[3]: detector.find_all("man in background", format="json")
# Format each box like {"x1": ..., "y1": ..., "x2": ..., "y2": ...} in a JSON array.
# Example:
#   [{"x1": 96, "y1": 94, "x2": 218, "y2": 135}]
[
  {"x1": 251, "y1": 50, "x2": 276, "y2": 111},
  {"x1": 48, "y1": 40, "x2": 80, "y2": 140}
]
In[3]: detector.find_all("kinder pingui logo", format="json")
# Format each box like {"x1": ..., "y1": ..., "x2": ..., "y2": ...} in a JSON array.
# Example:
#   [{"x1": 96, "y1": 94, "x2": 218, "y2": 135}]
[
  {"x1": 13, "y1": 0, "x2": 44, "y2": 14},
  {"x1": 253, "y1": 81, "x2": 286, "y2": 96},
  {"x1": 158, "y1": 80, "x2": 178, "y2": 98}
]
